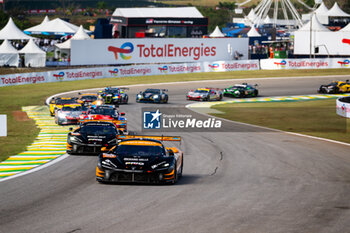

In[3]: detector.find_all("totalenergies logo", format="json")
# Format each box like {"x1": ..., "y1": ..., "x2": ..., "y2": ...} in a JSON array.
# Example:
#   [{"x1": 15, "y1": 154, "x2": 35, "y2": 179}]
[
  {"x1": 108, "y1": 42, "x2": 134, "y2": 60},
  {"x1": 208, "y1": 63, "x2": 220, "y2": 71},
  {"x1": 342, "y1": 38, "x2": 350, "y2": 45},
  {"x1": 158, "y1": 65, "x2": 168, "y2": 73},
  {"x1": 109, "y1": 68, "x2": 119, "y2": 76},
  {"x1": 338, "y1": 59, "x2": 350, "y2": 67},
  {"x1": 53, "y1": 72, "x2": 65, "y2": 81},
  {"x1": 274, "y1": 60, "x2": 287, "y2": 68}
]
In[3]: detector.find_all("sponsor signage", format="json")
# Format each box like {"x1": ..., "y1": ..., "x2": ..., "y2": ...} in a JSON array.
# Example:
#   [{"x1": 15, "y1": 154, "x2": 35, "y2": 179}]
[
  {"x1": 0, "y1": 115, "x2": 6, "y2": 137},
  {"x1": 260, "y1": 58, "x2": 350, "y2": 70},
  {"x1": 71, "y1": 38, "x2": 249, "y2": 65},
  {"x1": 111, "y1": 17, "x2": 207, "y2": 25},
  {"x1": 0, "y1": 60, "x2": 259, "y2": 87}
]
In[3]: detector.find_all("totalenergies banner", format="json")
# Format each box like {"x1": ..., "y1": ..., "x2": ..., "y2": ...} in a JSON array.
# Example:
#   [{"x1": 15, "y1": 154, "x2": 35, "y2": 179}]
[
  {"x1": 0, "y1": 60, "x2": 259, "y2": 87},
  {"x1": 70, "y1": 38, "x2": 249, "y2": 66},
  {"x1": 260, "y1": 58, "x2": 350, "y2": 70}
]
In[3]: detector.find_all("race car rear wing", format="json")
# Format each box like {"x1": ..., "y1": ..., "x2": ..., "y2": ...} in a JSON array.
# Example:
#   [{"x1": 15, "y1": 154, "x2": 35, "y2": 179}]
[
  {"x1": 205, "y1": 87, "x2": 223, "y2": 91},
  {"x1": 117, "y1": 135, "x2": 181, "y2": 142}
]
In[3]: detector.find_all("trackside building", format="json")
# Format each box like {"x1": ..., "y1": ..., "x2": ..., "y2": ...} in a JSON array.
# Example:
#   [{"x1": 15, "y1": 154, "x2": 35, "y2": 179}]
[{"x1": 110, "y1": 7, "x2": 208, "y2": 38}]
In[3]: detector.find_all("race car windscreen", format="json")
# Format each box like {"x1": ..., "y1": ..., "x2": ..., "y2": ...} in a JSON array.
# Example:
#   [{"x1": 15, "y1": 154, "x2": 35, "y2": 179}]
[
  {"x1": 56, "y1": 99, "x2": 77, "y2": 104},
  {"x1": 81, "y1": 96, "x2": 98, "y2": 102},
  {"x1": 195, "y1": 89, "x2": 209, "y2": 93},
  {"x1": 232, "y1": 85, "x2": 246, "y2": 90},
  {"x1": 115, "y1": 145, "x2": 165, "y2": 156},
  {"x1": 327, "y1": 82, "x2": 338, "y2": 86},
  {"x1": 62, "y1": 106, "x2": 86, "y2": 111},
  {"x1": 145, "y1": 89, "x2": 160, "y2": 94},
  {"x1": 80, "y1": 125, "x2": 116, "y2": 135},
  {"x1": 89, "y1": 108, "x2": 116, "y2": 116}
]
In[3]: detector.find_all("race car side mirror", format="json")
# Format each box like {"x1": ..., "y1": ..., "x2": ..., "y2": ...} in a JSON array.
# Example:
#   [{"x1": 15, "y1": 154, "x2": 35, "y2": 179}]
[
  {"x1": 120, "y1": 112, "x2": 125, "y2": 116},
  {"x1": 168, "y1": 149, "x2": 174, "y2": 156},
  {"x1": 69, "y1": 127, "x2": 73, "y2": 131}
]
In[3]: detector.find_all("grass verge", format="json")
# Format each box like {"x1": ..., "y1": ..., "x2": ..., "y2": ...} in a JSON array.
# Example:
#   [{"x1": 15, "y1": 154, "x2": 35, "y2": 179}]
[
  {"x1": 0, "y1": 68, "x2": 349, "y2": 161},
  {"x1": 211, "y1": 99, "x2": 350, "y2": 143}
]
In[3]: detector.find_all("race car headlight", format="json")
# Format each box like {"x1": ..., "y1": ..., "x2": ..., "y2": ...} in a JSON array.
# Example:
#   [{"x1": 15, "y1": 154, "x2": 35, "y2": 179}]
[
  {"x1": 151, "y1": 161, "x2": 170, "y2": 169},
  {"x1": 108, "y1": 138, "x2": 117, "y2": 144},
  {"x1": 137, "y1": 94, "x2": 142, "y2": 98},
  {"x1": 153, "y1": 95, "x2": 159, "y2": 99},
  {"x1": 57, "y1": 112, "x2": 65, "y2": 118},
  {"x1": 234, "y1": 90, "x2": 240, "y2": 95},
  {"x1": 70, "y1": 136, "x2": 82, "y2": 143}
]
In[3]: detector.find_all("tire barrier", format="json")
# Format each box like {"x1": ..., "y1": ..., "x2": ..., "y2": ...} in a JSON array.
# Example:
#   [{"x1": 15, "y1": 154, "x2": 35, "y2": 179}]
[{"x1": 336, "y1": 96, "x2": 350, "y2": 118}]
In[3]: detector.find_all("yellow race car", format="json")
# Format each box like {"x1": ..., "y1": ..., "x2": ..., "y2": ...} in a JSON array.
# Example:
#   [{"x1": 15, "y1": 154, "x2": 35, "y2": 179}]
[
  {"x1": 318, "y1": 80, "x2": 350, "y2": 94},
  {"x1": 49, "y1": 97, "x2": 79, "y2": 116}
]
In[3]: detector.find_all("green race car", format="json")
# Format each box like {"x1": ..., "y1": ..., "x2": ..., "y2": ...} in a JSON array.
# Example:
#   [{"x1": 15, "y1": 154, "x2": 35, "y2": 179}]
[{"x1": 223, "y1": 83, "x2": 258, "y2": 98}]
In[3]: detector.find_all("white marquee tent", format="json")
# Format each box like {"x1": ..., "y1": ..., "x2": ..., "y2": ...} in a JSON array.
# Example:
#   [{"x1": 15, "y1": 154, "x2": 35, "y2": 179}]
[
  {"x1": 247, "y1": 26, "x2": 261, "y2": 37},
  {"x1": 294, "y1": 15, "x2": 350, "y2": 56},
  {"x1": 55, "y1": 25, "x2": 91, "y2": 50},
  {"x1": 0, "y1": 39, "x2": 19, "y2": 67},
  {"x1": 0, "y1": 18, "x2": 33, "y2": 40},
  {"x1": 209, "y1": 26, "x2": 225, "y2": 38},
  {"x1": 24, "y1": 18, "x2": 91, "y2": 36},
  {"x1": 19, "y1": 39, "x2": 46, "y2": 67},
  {"x1": 41, "y1": 16, "x2": 50, "y2": 25},
  {"x1": 247, "y1": 9, "x2": 257, "y2": 21},
  {"x1": 315, "y1": 2, "x2": 329, "y2": 15},
  {"x1": 325, "y1": 2, "x2": 350, "y2": 17}
]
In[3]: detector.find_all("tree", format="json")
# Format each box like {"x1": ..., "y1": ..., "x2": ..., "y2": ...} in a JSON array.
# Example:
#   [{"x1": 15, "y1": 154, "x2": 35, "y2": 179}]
[{"x1": 97, "y1": 1, "x2": 107, "y2": 9}]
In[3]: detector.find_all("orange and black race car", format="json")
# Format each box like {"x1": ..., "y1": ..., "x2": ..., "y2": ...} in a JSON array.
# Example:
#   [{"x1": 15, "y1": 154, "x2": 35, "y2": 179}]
[
  {"x1": 318, "y1": 80, "x2": 350, "y2": 94},
  {"x1": 67, "y1": 121, "x2": 118, "y2": 155},
  {"x1": 96, "y1": 135, "x2": 183, "y2": 184}
]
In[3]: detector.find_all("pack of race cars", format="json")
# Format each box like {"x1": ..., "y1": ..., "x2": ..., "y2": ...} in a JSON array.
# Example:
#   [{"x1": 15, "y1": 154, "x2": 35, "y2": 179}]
[{"x1": 48, "y1": 80, "x2": 349, "y2": 185}]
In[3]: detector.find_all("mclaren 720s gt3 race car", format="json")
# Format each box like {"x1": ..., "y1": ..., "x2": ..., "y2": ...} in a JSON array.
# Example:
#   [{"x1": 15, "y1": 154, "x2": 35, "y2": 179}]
[{"x1": 96, "y1": 135, "x2": 183, "y2": 184}]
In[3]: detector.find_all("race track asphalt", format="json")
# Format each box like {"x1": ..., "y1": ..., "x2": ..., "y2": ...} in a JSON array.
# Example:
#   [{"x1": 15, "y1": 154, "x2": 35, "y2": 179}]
[{"x1": 1, "y1": 75, "x2": 350, "y2": 233}]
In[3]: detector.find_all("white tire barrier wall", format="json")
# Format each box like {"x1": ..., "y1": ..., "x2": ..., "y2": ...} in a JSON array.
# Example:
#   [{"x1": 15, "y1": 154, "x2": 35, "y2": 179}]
[
  {"x1": 260, "y1": 58, "x2": 350, "y2": 70},
  {"x1": 0, "y1": 60, "x2": 260, "y2": 87},
  {"x1": 336, "y1": 97, "x2": 350, "y2": 118}
]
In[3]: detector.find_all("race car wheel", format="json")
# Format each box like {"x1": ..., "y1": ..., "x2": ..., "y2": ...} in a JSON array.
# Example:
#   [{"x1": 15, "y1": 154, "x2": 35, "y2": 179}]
[
  {"x1": 171, "y1": 163, "x2": 178, "y2": 184},
  {"x1": 178, "y1": 159, "x2": 183, "y2": 178},
  {"x1": 253, "y1": 90, "x2": 258, "y2": 97},
  {"x1": 124, "y1": 96, "x2": 128, "y2": 104},
  {"x1": 163, "y1": 96, "x2": 168, "y2": 103}
]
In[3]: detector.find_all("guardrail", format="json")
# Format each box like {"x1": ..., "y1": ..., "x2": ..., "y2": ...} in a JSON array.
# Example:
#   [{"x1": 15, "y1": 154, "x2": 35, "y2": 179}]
[{"x1": 336, "y1": 97, "x2": 350, "y2": 118}]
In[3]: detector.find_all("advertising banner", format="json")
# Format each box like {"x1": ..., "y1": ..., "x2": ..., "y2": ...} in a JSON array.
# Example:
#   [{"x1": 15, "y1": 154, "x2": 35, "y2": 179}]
[
  {"x1": 71, "y1": 38, "x2": 249, "y2": 65},
  {"x1": 260, "y1": 58, "x2": 350, "y2": 70},
  {"x1": 0, "y1": 60, "x2": 259, "y2": 87}
]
